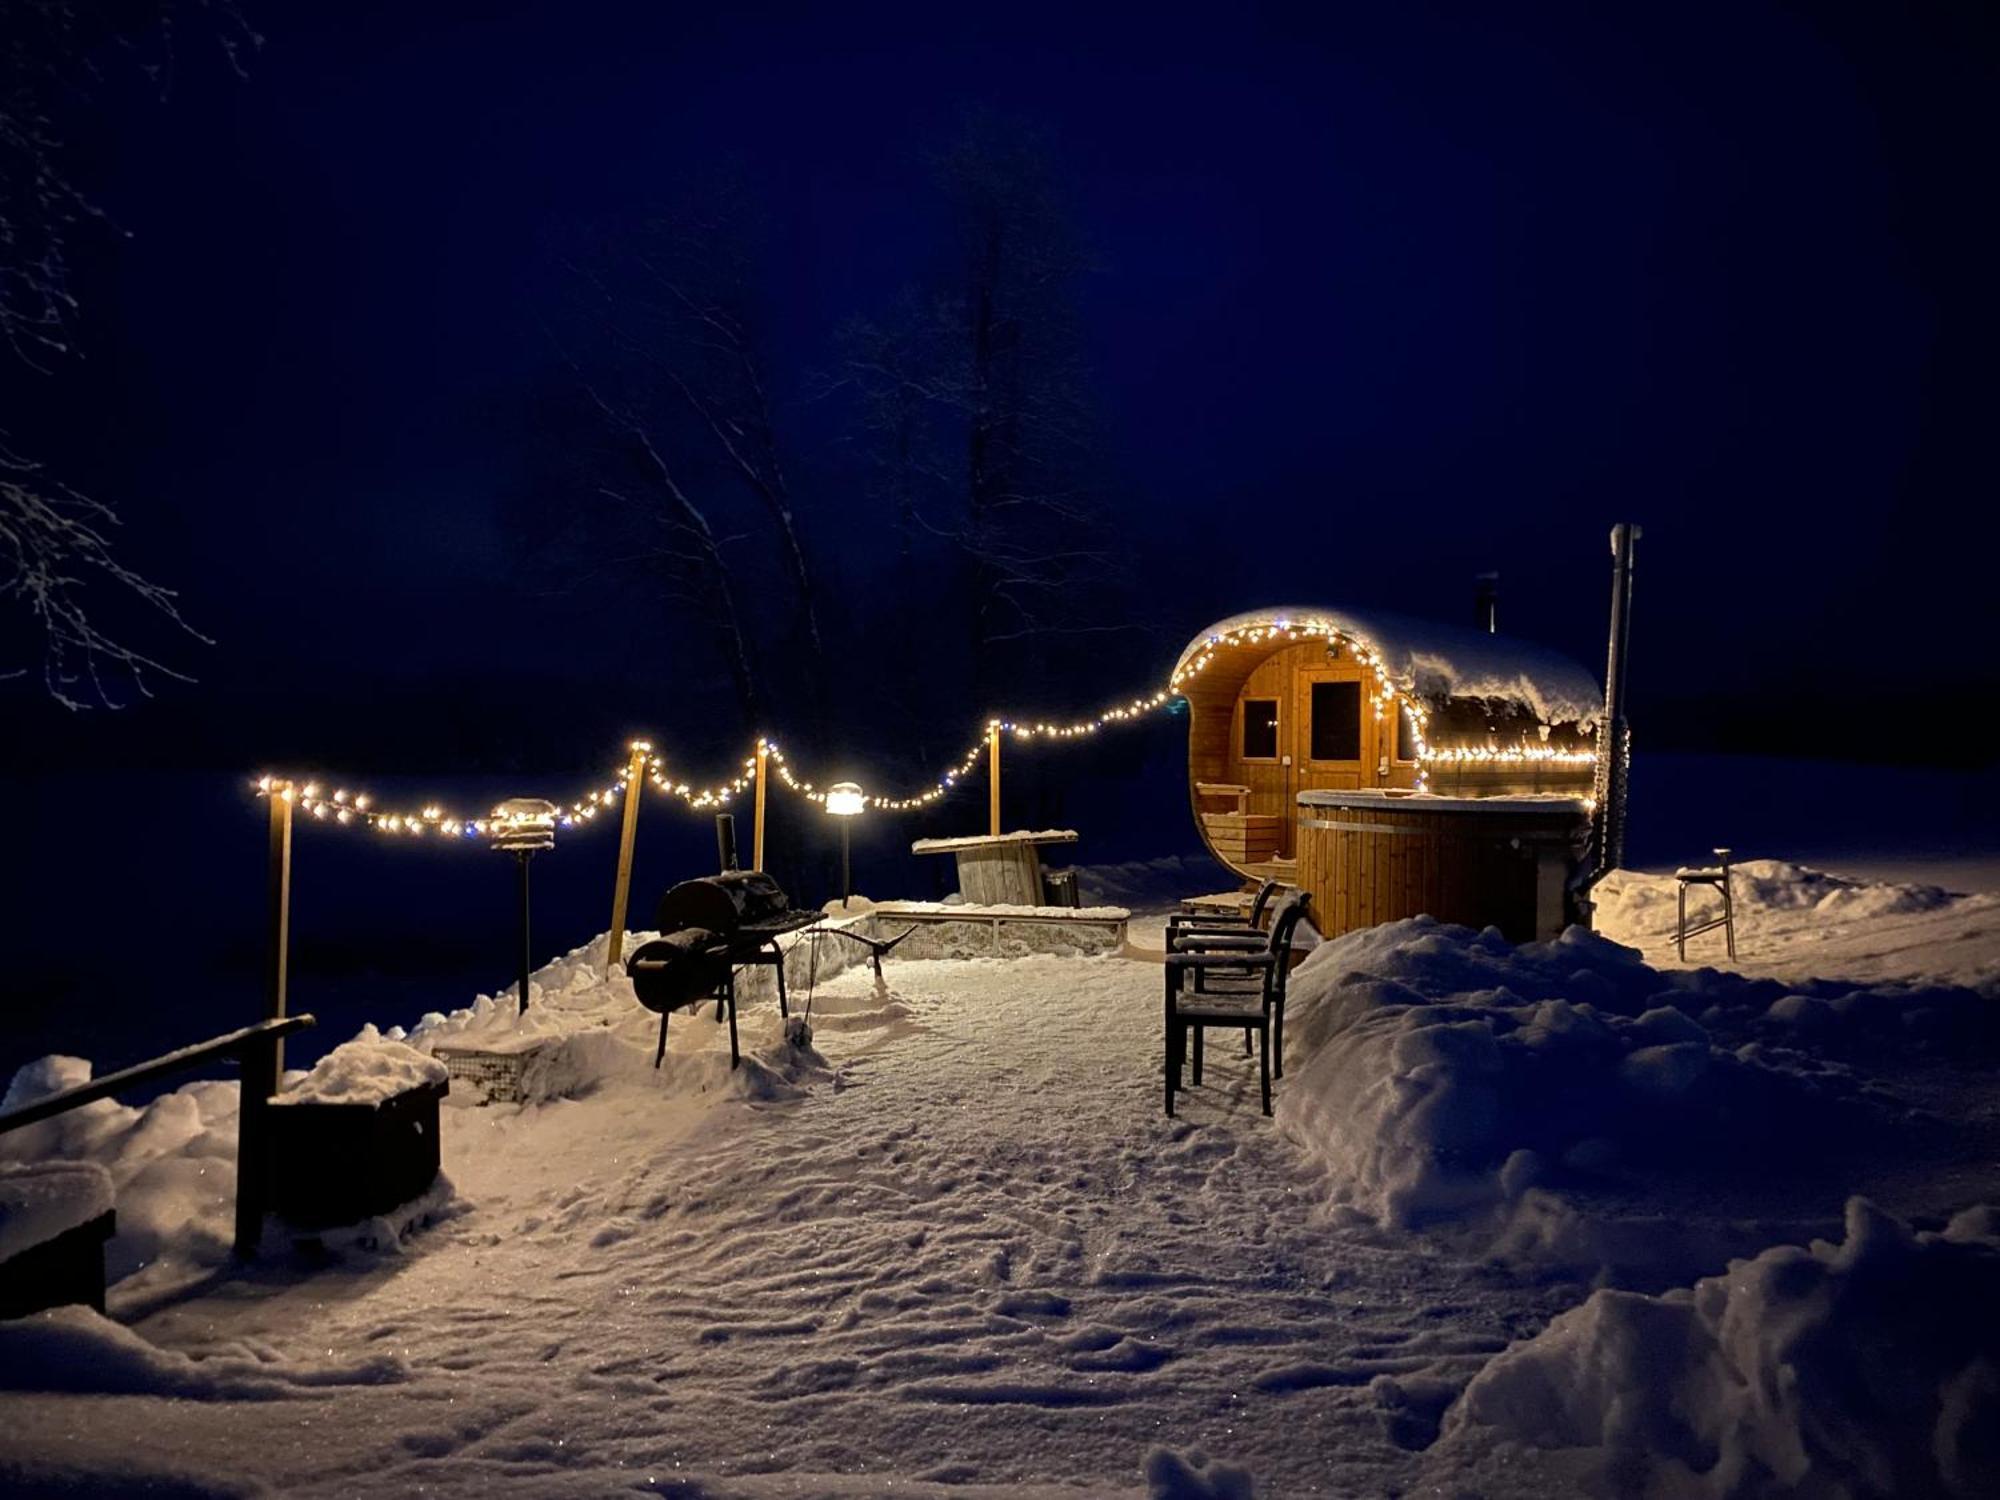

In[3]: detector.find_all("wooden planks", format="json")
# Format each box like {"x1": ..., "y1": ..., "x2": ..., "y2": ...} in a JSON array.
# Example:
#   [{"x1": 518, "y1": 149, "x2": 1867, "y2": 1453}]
[
  {"x1": 1295, "y1": 795, "x2": 1589, "y2": 943},
  {"x1": 1201, "y1": 812, "x2": 1284, "y2": 864}
]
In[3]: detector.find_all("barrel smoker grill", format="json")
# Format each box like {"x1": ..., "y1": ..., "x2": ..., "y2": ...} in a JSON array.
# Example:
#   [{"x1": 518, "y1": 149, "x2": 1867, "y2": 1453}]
[{"x1": 627, "y1": 872, "x2": 815, "y2": 1070}]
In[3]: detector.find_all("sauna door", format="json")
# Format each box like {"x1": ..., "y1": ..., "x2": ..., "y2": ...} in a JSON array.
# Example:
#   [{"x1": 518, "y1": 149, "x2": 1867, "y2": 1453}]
[{"x1": 1292, "y1": 668, "x2": 1367, "y2": 809}]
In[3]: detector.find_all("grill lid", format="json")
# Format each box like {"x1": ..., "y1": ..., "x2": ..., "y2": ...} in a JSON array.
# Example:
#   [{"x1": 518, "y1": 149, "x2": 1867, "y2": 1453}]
[{"x1": 655, "y1": 871, "x2": 790, "y2": 938}]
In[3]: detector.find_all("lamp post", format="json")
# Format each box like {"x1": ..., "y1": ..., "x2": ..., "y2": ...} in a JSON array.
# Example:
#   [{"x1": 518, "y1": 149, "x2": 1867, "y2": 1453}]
[
  {"x1": 491, "y1": 798, "x2": 557, "y2": 1013},
  {"x1": 825, "y1": 782, "x2": 865, "y2": 909}
]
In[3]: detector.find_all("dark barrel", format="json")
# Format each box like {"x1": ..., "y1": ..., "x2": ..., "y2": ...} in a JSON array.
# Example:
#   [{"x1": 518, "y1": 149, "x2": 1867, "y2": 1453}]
[
  {"x1": 627, "y1": 934, "x2": 732, "y2": 1014},
  {"x1": 654, "y1": 871, "x2": 790, "y2": 938}
]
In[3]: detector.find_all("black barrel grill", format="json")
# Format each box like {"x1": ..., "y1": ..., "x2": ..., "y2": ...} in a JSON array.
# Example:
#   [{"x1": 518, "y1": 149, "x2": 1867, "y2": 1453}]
[{"x1": 627, "y1": 872, "x2": 817, "y2": 1069}]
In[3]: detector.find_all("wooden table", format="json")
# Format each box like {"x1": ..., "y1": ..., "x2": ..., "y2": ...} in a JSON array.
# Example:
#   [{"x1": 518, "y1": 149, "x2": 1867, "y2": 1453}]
[{"x1": 911, "y1": 830, "x2": 1079, "y2": 905}]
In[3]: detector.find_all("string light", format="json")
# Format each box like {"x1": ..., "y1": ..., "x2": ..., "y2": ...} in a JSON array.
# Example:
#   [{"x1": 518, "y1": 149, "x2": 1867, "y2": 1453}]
[{"x1": 252, "y1": 629, "x2": 1599, "y2": 840}]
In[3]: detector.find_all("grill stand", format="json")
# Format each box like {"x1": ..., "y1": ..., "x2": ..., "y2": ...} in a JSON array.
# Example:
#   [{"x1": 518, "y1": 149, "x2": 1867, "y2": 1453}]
[{"x1": 651, "y1": 935, "x2": 794, "y2": 1071}]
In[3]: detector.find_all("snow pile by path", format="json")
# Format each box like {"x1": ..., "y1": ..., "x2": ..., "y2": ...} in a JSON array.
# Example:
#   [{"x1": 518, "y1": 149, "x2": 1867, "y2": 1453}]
[
  {"x1": 1594, "y1": 859, "x2": 2000, "y2": 985},
  {"x1": 1, "y1": 1055, "x2": 245, "y2": 1286},
  {"x1": 1434, "y1": 1197, "x2": 2000, "y2": 1497},
  {"x1": 1276, "y1": 920, "x2": 1802, "y2": 1229},
  {"x1": 1273, "y1": 915, "x2": 1998, "y2": 1271},
  {"x1": 0, "y1": 1040, "x2": 451, "y2": 1292},
  {"x1": 284, "y1": 1037, "x2": 447, "y2": 1105},
  {"x1": 0, "y1": 931, "x2": 847, "y2": 1296},
  {"x1": 400, "y1": 929, "x2": 844, "y2": 1106},
  {"x1": 0, "y1": 1160, "x2": 112, "y2": 1262},
  {"x1": 0, "y1": 1302, "x2": 406, "y2": 1399}
]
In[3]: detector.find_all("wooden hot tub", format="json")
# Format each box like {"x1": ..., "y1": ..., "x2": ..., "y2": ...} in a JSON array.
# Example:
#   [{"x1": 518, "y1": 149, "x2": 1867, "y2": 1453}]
[{"x1": 1295, "y1": 789, "x2": 1590, "y2": 942}]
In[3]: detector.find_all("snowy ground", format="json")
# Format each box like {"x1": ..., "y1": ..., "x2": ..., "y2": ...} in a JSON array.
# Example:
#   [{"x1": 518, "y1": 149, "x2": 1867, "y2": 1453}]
[
  {"x1": 3, "y1": 856, "x2": 1998, "y2": 1497},
  {"x1": 1594, "y1": 858, "x2": 1999, "y2": 986}
]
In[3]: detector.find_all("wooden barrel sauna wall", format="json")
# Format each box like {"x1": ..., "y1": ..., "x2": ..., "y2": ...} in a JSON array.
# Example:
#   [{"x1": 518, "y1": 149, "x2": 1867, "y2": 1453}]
[{"x1": 1294, "y1": 790, "x2": 1590, "y2": 942}]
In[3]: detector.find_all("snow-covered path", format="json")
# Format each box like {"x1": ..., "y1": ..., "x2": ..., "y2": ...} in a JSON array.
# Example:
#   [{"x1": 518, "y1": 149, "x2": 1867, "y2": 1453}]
[{"x1": 6, "y1": 953, "x2": 1555, "y2": 1497}]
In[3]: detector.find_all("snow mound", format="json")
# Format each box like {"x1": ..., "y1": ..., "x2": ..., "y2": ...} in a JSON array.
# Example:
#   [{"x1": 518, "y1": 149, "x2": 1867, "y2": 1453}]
[
  {"x1": 1594, "y1": 859, "x2": 1962, "y2": 943},
  {"x1": 284, "y1": 1037, "x2": 447, "y2": 1105},
  {"x1": 1, "y1": 1056, "x2": 242, "y2": 1289},
  {"x1": 1277, "y1": 920, "x2": 1800, "y2": 1226},
  {"x1": 1264, "y1": 916, "x2": 2000, "y2": 1272},
  {"x1": 0, "y1": 1304, "x2": 405, "y2": 1400},
  {"x1": 1438, "y1": 1198, "x2": 2000, "y2": 1497},
  {"x1": 0, "y1": 1160, "x2": 112, "y2": 1262}
]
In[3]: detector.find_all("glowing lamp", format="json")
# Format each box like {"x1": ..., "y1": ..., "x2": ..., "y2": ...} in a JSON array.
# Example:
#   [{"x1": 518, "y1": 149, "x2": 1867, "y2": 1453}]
[
  {"x1": 824, "y1": 783, "x2": 865, "y2": 907},
  {"x1": 490, "y1": 797, "x2": 557, "y2": 1013}
]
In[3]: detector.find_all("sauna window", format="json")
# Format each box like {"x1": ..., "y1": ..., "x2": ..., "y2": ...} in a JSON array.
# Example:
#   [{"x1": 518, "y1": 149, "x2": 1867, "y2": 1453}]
[
  {"x1": 1241, "y1": 699, "x2": 1280, "y2": 760},
  {"x1": 1310, "y1": 681, "x2": 1361, "y2": 761},
  {"x1": 1395, "y1": 706, "x2": 1419, "y2": 763}
]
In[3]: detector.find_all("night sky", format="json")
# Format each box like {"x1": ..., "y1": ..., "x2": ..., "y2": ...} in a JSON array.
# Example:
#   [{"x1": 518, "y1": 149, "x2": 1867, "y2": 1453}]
[{"x1": 9, "y1": 0, "x2": 1996, "y2": 773}]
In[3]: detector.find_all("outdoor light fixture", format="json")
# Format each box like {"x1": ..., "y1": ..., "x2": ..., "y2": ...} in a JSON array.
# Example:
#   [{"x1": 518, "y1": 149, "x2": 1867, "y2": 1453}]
[
  {"x1": 491, "y1": 798, "x2": 557, "y2": 1012},
  {"x1": 825, "y1": 782, "x2": 865, "y2": 908}
]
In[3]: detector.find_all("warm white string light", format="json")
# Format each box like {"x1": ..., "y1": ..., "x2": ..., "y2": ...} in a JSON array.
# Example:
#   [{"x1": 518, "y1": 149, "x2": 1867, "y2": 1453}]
[{"x1": 253, "y1": 631, "x2": 1597, "y2": 839}]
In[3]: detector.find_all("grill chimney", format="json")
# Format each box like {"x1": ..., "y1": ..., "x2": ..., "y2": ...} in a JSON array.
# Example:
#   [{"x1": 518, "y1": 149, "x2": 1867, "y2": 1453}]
[{"x1": 1474, "y1": 572, "x2": 1499, "y2": 634}]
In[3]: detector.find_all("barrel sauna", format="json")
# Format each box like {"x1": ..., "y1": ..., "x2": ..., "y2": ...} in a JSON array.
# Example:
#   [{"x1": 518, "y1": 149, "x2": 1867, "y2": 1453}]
[
  {"x1": 1294, "y1": 789, "x2": 1590, "y2": 942},
  {"x1": 1172, "y1": 606, "x2": 1602, "y2": 904}
]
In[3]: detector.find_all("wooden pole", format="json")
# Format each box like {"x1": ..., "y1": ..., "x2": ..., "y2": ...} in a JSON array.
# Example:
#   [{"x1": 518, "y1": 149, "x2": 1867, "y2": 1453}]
[
  {"x1": 753, "y1": 740, "x2": 769, "y2": 870},
  {"x1": 605, "y1": 746, "x2": 649, "y2": 971},
  {"x1": 265, "y1": 787, "x2": 293, "y2": 1077},
  {"x1": 988, "y1": 723, "x2": 1001, "y2": 836}
]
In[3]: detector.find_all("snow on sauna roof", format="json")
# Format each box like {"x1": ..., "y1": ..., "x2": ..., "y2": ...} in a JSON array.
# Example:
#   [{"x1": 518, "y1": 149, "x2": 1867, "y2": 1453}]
[{"x1": 1173, "y1": 606, "x2": 1604, "y2": 726}]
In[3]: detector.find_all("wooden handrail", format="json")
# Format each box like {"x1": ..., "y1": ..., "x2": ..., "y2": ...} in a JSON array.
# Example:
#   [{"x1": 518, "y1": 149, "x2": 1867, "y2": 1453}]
[{"x1": 0, "y1": 1015, "x2": 317, "y2": 1136}]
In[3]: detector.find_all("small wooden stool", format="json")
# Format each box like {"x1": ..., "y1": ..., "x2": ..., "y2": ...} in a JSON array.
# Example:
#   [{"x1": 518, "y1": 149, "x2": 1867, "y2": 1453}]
[{"x1": 1675, "y1": 847, "x2": 1736, "y2": 960}]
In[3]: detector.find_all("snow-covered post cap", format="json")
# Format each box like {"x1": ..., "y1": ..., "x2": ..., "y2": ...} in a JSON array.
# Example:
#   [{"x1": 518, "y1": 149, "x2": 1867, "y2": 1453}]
[{"x1": 489, "y1": 798, "x2": 557, "y2": 852}]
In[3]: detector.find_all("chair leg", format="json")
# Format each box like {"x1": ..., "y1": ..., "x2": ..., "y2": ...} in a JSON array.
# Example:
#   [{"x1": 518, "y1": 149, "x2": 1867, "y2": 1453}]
[
  {"x1": 1258, "y1": 1023, "x2": 1271, "y2": 1117},
  {"x1": 1243, "y1": 1030, "x2": 1252, "y2": 1056},
  {"x1": 1723, "y1": 883, "x2": 1736, "y2": 960},
  {"x1": 1273, "y1": 1006, "x2": 1284, "y2": 1080},
  {"x1": 1165, "y1": 1020, "x2": 1179, "y2": 1116},
  {"x1": 1677, "y1": 883, "x2": 1688, "y2": 961},
  {"x1": 655, "y1": 1010, "x2": 669, "y2": 1068},
  {"x1": 774, "y1": 948, "x2": 790, "y2": 1018},
  {"x1": 1192, "y1": 1025, "x2": 1204, "y2": 1085}
]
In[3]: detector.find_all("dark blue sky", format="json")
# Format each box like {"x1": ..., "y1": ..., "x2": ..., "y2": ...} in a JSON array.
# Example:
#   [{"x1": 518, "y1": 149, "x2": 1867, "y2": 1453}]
[{"x1": 14, "y1": 0, "x2": 1996, "y2": 766}]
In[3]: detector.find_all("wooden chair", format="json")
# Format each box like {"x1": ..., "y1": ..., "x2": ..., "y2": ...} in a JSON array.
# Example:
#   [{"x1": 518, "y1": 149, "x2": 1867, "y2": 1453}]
[
  {"x1": 1163, "y1": 892, "x2": 1312, "y2": 1117},
  {"x1": 1167, "y1": 879, "x2": 1285, "y2": 995},
  {"x1": 1169, "y1": 878, "x2": 1281, "y2": 936},
  {"x1": 1675, "y1": 847, "x2": 1736, "y2": 960}
]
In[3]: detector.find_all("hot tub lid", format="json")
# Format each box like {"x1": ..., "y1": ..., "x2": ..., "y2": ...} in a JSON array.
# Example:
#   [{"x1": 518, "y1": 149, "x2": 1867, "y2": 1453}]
[{"x1": 1296, "y1": 789, "x2": 1589, "y2": 815}]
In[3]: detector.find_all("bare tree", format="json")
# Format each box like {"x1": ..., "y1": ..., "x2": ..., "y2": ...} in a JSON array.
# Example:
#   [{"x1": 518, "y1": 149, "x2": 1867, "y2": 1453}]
[
  {"x1": 1, "y1": 1, "x2": 255, "y2": 706},
  {"x1": 549, "y1": 187, "x2": 825, "y2": 735},
  {"x1": 567, "y1": 364, "x2": 767, "y2": 730},
  {"x1": 833, "y1": 115, "x2": 1129, "y2": 712}
]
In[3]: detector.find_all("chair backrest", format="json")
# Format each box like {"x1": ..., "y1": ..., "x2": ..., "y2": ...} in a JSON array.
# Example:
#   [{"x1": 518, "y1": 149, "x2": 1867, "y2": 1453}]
[
  {"x1": 1265, "y1": 892, "x2": 1314, "y2": 1004},
  {"x1": 1246, "y1": 878, "x2": 1283, "y2": 927}
]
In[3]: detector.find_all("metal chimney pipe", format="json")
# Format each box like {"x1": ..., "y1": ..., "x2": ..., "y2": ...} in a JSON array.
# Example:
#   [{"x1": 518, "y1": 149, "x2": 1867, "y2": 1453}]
[
  {"x1": 1474, "y1": 571, "x2": 1500, "y2": 634},
  {"x1": 1589, "y1": 524, "x2": 1640, "y2": 881},
  {"x1": 716, "y1": 813, "x2": 739, "y2": 873}
]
